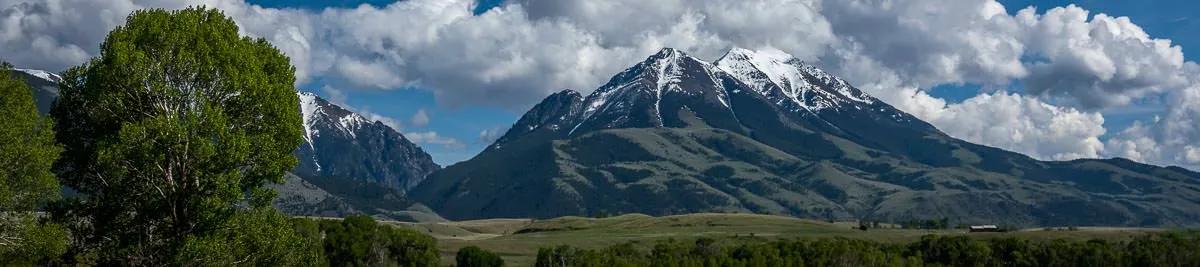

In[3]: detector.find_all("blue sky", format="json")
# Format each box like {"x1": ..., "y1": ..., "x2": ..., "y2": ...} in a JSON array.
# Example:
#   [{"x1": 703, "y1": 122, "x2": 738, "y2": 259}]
[{"x1": 235, "y1": 0, "x2": 1199, "y2": 166}]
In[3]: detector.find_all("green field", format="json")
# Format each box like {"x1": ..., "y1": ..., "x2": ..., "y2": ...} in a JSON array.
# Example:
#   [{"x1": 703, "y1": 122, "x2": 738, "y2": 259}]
[{"x1": 383, "y1": 213, "x2": 1164, "y2": 266}]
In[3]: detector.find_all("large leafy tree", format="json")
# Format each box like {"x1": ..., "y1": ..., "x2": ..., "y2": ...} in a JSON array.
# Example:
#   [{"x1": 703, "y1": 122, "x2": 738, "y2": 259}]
[
  {"x1": 51, "y1": 7, "x2": 304, "y2": 264},
  {"x1": 0, "y1": 62, "x2": 68, "y2": 264}
]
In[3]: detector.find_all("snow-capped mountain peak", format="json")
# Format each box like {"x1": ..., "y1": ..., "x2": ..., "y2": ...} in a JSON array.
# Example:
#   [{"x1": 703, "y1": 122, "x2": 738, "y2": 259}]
[
  {"x1": 717, "y1": 47, "x2": 804, "y2": 95},
  {"x1": 297, "y1": 91, "x2": 373, "y2": 142},
  {"x1": 292, "y1": 91, "x2": 440, "y2": 191},
  {"x1": 14, "y1": 68, "x2": 62, "y2": 83},
  {"x1": 566, "y1": 48, "x2": 735, "y2": 134},
  {"x1": 489, "y1": 47, "x2": 932, "y2": 148},
  {"x1": 716, "y1": 47, "x2": 875, "y2": 113}
]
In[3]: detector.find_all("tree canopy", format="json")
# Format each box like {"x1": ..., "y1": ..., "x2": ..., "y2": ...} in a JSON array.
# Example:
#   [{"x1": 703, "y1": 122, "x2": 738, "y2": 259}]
[
  {"x1": 0, "y1": 61, "x2": 68, "y2": 264},
  {"x1": 49, "y1": 7, "x2": 303, "y2": 264}
]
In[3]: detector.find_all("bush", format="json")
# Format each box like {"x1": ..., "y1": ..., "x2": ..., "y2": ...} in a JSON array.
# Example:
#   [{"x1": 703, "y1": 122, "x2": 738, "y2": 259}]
[{"x1": 457, "y1": 246, "x2": 504, "y2": 267}]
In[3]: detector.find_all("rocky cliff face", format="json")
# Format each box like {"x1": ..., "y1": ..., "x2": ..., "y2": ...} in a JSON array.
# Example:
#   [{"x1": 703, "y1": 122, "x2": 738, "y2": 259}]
[{"x1": 294, "y1": 92, "x2": 440, "y2": 191}]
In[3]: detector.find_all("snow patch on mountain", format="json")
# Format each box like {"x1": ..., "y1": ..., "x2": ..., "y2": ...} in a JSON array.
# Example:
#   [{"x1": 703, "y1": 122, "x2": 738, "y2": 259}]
[
  {"x1": 718, "y1": 48, "x2": 799, "y2": 95},
  {"x1": 553, "y1": 47, "x2": 922, "y2": 138},
  {"x1": 292, "y1": 91, "x2": 441, "y2": 191},
  {"x1": 653, "y1": 48, "x2": 685, "y2": 126},
  {"x1": 297, "y1": 91, "x2": 374, "y2": 140},
  {"x1": 296, "y1": 91, "x2": 379, "y2": 171},
  {"x1": 797, "y1": 63, "x2": 874, "y2": 105},
  {"x1": 337, "y1": 113, "x2": 371, "y2": 138},
  {"x1": 14, "y1": 68, "x2": 62, "y2": 83},
  {"x1": 298, "y1": 92, "x2": 321, "y2": 148},
  {"x1": 297, "y1": 92, "x2": 322, "y2": 171},
  {"x1": 716, "y1": 47, "x2": 875, "y2": 113}
]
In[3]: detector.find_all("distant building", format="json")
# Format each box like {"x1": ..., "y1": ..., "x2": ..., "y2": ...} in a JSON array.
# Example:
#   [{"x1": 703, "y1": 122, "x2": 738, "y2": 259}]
[{"x1": 969, "y1": 225, "x2": 1001, "y2": 232}]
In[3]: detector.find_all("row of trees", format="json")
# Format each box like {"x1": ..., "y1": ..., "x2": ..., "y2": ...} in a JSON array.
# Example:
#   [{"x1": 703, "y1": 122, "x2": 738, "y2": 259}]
[
  {"x1": 535, "y1": 232, "x2": 1200, "y2": 267},
  {"x1": 0, "y1": 6, "x2": 504, "y2": 266},
  {"x1": 898, "y1": 218, "x2": 952, "y2": 230}
]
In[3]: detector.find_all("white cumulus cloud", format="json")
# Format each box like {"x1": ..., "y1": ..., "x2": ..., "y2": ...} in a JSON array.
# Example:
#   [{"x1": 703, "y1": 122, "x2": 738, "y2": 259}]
[
  {"x1": 3, "y1": 0, "x2": 1200, "y2": 169},
  {"x1": 1015, "y1": 5, "x2": 1189, "y2": 109},
  {"x1": 410, "y1": 108, "x2": 430, "y2": 128},
  {"x1": 405, "y1": 131, "x2": 465, "y2": 150}
]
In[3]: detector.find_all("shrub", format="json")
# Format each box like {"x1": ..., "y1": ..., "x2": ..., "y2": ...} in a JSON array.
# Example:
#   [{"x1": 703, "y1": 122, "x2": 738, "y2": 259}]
[{"x1": 457, "y1": 246, "x2": 504, "y2": 267}]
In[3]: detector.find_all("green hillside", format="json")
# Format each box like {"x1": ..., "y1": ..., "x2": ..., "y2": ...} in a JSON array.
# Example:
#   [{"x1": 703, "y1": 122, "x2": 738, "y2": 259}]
[
  {"x1": 413, "y1": 49, "x2": 1200, "y2": 227},
  {"x1": 416, "y1": 125, "x2": 1200, "y2": 226}
]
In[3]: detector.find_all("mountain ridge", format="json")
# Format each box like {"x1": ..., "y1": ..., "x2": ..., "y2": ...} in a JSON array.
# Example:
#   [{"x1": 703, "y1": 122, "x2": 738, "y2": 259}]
[
  {"x1": 293, "y1": 92, "x2": 441, "y2": 191},
  {"x1": 413, "y1": 47, "x2": 1200, "y2": 227}
]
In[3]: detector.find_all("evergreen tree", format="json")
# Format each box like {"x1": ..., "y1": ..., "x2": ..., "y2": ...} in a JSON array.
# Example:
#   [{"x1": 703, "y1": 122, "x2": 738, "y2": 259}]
[
  {"x1": 49, "y1": 7, "x2": 304, "y2": 264},
  {"x1": 0, "y1": 61, "x2": 68, "y2": 264}
]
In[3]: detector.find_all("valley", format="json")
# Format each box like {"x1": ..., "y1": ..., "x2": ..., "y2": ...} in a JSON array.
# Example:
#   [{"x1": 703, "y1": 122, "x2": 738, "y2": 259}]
[
  {"x1": 4, "y1": 2, "x2": 1199, "y2": 265},
  {"x1": 380, "y1": 213, "x2": 1166, "y2": 266},
  {"x1": 412, "y1": 47, "x2": 1200, "y2": 227}
]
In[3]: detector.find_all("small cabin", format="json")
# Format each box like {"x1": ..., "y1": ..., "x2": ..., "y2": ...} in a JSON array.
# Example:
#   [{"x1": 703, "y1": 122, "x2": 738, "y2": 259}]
[{"x1": 969, "y1": 225, "x2": 1001, "y2": 232}]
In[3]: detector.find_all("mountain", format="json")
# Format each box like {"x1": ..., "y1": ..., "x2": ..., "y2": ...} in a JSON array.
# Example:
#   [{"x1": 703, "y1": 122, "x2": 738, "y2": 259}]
[
  {"x1": 412, "y1": 48, "x2": 1200, "y2": 227},
  {"x1": 294, "y1": 92, "x2": 440, "y2": 191},
  {"x1": 11, "y1": 69, "x2": 443, "y2": 221},
  {"x1": 10, "y1": 68, "x2": 61, "y2": 113},
  {"x1": 283, "y1": 93, "x2": 443, "y2": 220},
  {"x1": 270, "y1": 173, "x2": 446, "y2": 222}
]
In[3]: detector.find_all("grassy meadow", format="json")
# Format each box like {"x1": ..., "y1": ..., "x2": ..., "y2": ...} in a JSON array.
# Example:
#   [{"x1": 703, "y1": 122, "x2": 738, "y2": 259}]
[{"x1": 382, "y1": 213, "x2": 1165, "y2": 266}]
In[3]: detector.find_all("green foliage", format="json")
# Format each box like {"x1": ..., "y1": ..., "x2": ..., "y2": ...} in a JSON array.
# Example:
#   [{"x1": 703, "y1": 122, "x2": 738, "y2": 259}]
[
  {"x1": 534, "y1": 232, "x2": 1200, "y2": 267},
  {"x1": 0, "y1": 61, "x2": 61, "y2": 213},
  {"x1": 0, "y1": 61, "x2": 68, "y2": 264},
  {"x1": 0, "y1": 213, "x2": 69, "y2": 265},
  {"x1": 900, "y1": 218, "x2": 952, "y2": 230},
  {"x1": 535, "y1": 245, "x2": 606, "y2": 267},
  {"x1": 457, "y1": 246, "x2": 504, "y2": 267},
  {"x1": 174, "y1": 208, "x2": 323, "y2": 266},
  {"x1": 48, "y1": 7, "x2": 302, "y2": 264},
  {"x1": 909, "y1": 235, "x2": 992, "y2": 266},
  {"x1": 302, "y1": 215, "x2": 440, "y2": 267}
]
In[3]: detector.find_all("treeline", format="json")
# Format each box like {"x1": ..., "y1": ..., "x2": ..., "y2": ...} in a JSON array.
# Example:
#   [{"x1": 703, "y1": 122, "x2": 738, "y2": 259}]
[
  {"x1": 898, "y1": 218, "x2": 952, "y2": 230},
  {"x1": 535, "y1": 232, "x2": 1200, "y2": 267}
]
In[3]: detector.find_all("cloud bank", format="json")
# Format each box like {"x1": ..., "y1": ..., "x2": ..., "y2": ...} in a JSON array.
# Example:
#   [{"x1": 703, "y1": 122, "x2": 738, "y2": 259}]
[{"x1": 2, "y1": 0, "x2": 1198, "y2": 168}]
